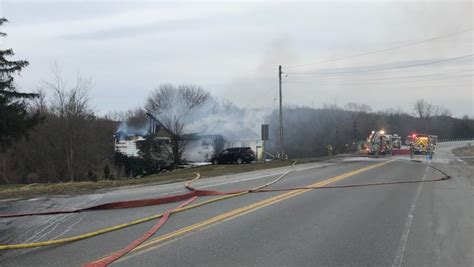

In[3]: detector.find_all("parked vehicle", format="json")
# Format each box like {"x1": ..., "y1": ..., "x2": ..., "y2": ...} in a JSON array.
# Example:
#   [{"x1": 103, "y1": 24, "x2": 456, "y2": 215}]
[
  {"x1": 406, "y1": 133, "x2": 437, "y2": 154},
  {"x1": 357, "y1": 141, "x2": 370, "y2": 156},
  {"x1": 366, "y1": 130, "x2": 393, "y2": 156},
  {"x1": 211, "y1": 147, "x2": 255, "y2": 164},
  {"x1": 392, "y1": 134, "x2": 402, "y2": 148}
]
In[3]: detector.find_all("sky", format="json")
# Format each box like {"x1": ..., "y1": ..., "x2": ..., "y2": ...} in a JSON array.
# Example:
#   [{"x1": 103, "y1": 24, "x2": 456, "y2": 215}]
[{"x1": 1, "y1": 0, "x2": 473, "y2": 117}]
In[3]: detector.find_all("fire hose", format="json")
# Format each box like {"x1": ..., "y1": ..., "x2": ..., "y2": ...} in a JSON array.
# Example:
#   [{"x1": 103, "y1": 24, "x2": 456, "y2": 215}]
[
  {"x1": 83, "y1": 196, "x2": 199, "y2": 267},
  {"x1": 82, "y1": 161, "x2": 299, "y2": 267},
  {"x1": 0, "y1": 161, "x2": 295, "y2": 219},
  {"x1": 0, "y1": 160, "x2": 449, "y2": 253},
  {"x1": 0, "y1": 161, "x2": 298, "y2": 250}
]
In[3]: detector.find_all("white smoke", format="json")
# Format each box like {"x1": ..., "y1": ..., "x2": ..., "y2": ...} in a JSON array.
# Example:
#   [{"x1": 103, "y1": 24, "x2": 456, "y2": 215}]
[{"x1": 186, "y1": 104, "x2": 271, "y2": 141}]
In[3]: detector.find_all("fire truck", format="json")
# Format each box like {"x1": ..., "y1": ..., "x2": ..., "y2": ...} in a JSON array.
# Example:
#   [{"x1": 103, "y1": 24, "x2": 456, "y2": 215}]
[
  {"x1": 405, "y1": 133, "x2": 437, "y2": 154},
  {"x1": 392, "y1": 134, "x2": 402, "y2": 149},
  {"x1": 366, "y1": 130, "x2": 393, "y2": 156}
]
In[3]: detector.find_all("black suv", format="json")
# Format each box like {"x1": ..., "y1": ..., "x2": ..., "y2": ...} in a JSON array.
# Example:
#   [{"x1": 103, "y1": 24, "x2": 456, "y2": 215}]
[{"x1": 211, "y1": 147, "x2": 255, "y2": 164}]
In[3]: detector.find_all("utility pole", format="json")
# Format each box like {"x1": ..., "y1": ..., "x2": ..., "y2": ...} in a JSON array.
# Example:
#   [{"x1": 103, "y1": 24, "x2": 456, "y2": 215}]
[{"x1": 278, "y1": 65, "x2": 284, "y2": 159}]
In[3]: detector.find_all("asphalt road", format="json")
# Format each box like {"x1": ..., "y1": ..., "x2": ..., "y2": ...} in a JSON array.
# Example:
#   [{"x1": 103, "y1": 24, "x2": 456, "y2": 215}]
[{"x1": 0, "y1": 141, "x2": 473, "y2": 266}]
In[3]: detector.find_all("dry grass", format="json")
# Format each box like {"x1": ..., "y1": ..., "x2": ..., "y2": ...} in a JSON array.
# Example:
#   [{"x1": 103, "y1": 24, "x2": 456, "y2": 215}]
[
  {"x1": 0, "y1": 160, "x2": 302, "y2": 200},
  {"x1": 453, "y1": 145, "x2": 474, "y2": 157},
  {"x1": 453, "y1": 145, "x2": 474, "y2": 166},
  {"x1": 0, "y1": 155, "x2": 348, "y2": 200}
]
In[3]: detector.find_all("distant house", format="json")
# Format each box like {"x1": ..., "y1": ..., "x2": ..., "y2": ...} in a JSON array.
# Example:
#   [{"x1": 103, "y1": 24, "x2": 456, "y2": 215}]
[
  {"x1": 114, "y1": 113, "x2": 172, "y2": 158},
  {"x1": 114, "y1": 134, "x2": 146, "y2": 157},
  {"x1": 115, "y1": 113, "x2": 262, "y2": 163}
]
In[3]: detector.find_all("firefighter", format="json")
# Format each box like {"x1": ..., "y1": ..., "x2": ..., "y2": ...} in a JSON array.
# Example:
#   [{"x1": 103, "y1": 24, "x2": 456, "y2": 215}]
[
  {"x1": 373, "y1": 142, "x2": 379, "y2": 158},
  {"x1": 426, "y1": 143, "x2": 431, "y2": 160},
  {"x1": 427, "y1": 142, "x2": 434, "y2": 160},
  {"x1": 327, "y1": 144, "x2": 333, "y2": 156}
]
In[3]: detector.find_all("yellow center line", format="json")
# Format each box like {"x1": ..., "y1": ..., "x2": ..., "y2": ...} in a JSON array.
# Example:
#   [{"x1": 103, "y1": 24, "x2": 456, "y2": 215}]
[{"x1": 115, "y1": 159, "x2": 393, "y2": 261}]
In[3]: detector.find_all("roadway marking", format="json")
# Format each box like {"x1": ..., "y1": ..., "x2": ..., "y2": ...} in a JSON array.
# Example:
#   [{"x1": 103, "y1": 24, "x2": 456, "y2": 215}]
[
  {"x1": 392, "y1": 162, "x2": 430, "y2": 267},
  {"x1": 146, "y1": 162, "x2": 336, "y2": 198},
  {"x1": 145, "y1": 173, "x2": 286, "y2": 198},
  {"x1": 116, "y1": 160, "x2": 393, "y2": 262}
]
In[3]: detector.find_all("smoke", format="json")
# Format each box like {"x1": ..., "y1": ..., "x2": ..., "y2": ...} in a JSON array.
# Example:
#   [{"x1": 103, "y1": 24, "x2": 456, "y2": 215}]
[
  {"x1": 115, "y1": 108, "x2": 149, "y2": 139},
  {"x1": 144, "y1": 84, "x2": 271, "y2": 141},
  {"x1": 186, "y1": 102, "x2": 271, "y2": 140},
  {"x1": 154, "y1": 95, "x2": 270, "y2": 141},
  {"x1": 116, "y1": 120, "x2": 148, "y2": 138}
]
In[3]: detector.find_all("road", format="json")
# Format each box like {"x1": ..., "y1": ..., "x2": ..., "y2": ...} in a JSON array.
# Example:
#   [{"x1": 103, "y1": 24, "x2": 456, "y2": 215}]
[{"x1": 0, "y1": 141, "x2": 473, "y2": 266}]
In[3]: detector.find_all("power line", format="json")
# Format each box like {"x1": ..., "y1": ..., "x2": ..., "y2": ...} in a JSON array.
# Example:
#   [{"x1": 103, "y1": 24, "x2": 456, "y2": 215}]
[
  {"x1": 284, "y1": 69, "x2": 473, "y2": 83},
  {"x1": 285, "y1": 28, "x2": 473, "y2": 69},
  {"x1": 285, "y1": 54, "x2": 473, "y2": 76},
  {"x1": 284, "y1": 73, "x2": 472, "y2": 85}
]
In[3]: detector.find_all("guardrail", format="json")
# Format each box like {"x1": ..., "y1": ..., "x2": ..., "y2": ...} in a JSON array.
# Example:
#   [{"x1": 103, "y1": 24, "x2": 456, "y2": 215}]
[{"x1": 438, "y1": 137, "x2": 474, "y2": 143}]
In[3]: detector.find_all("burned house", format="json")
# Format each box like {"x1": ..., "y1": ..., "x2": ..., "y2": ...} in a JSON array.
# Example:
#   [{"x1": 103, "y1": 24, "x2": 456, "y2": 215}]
[
  {"x1": 115, "y1": 111, "x2": 268, "y2": 166},
  {"x1": 114, "y1": 133, "x2": 146, "y2": 157},
  {"x1": 114, "y1": 113, "x2": 225, "y2": 163},
  {"x1": 115, "y1": 113, "x2": 172, "y2": 158}
]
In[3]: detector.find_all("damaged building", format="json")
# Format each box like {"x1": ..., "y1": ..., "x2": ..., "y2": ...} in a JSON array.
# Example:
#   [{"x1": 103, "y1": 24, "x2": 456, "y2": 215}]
[
  {"x1": 114, "y1": 111, "x2": 267, "y2": 170},
  {"x1": 114, "y1": 113, "x2": 227, "y2": 164}
]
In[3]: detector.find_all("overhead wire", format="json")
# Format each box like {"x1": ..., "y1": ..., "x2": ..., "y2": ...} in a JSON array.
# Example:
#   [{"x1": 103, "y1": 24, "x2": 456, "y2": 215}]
[
  {"x1": 285, "y1": 69, "x2": 473, "y2": 82},
  {"x1": 284, "y1": 70, "x2": 473, "y2": 85},
  {"x1": 285, "y1": 54, "x2": 473, "y2": 76},
  {"x1": 285, "y1": 28, "x2": 473, "y2": 69}
]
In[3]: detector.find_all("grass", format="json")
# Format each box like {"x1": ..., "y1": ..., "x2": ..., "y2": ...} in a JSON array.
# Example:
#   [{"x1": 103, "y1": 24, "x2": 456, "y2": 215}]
[
  {"x1": 452, "y1": 145, "x2": 474, "y2": 157},
  {"x1": 0, "y1": 154, "x2": 350, "y2": 200},
  {"x1": 452, "y1": 145, "x2": 474, "y2": 165},
  {"x1": 0, "y1": 158, "x2": 329, "y2": 200}
]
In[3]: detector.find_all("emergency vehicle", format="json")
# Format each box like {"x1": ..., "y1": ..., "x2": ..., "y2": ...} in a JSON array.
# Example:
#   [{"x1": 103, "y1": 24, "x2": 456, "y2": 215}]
[
  {"x1": 392, "y1": 134, "x2": 402, "y2": 148},
  {"x1": 366, "y1": 130, "x2": 393, "y2": 156},
  {"x1": 405, "y1": 133, "x2": 437, "y2": 154}
]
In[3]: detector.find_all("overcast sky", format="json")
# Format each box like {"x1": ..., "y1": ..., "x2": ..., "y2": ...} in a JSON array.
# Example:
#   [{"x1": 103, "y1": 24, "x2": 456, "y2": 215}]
[{"x1": 1, "y1": 0, "x2": 473, "y2": 116}]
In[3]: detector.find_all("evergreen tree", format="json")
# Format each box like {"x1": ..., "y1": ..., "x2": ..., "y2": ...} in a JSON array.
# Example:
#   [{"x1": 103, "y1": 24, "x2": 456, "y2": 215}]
[{"x1": 0, "y1": 18, "x2": 41, "y2": 183}]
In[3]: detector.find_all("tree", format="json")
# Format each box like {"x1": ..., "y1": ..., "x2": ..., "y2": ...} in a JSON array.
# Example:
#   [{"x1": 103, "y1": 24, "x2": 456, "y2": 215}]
[
  {"x1": 145, "y1": 84, "x2": 211, "y2": 165},
  {"x1": 44, "y1": 62, "x2": 93, "y2": 182},
  {"x1": 344, "y1": 102, "x2": 372, "y2": 113},
  {"x1": 0, "y1": 18, "x2": 41, "y2": 183},
  {"x1": 413, "y1": 99, "x2": 451, "y2": 119},
  {"x1": 344, "y1": 102, "x2": 373, "y2": 140}
]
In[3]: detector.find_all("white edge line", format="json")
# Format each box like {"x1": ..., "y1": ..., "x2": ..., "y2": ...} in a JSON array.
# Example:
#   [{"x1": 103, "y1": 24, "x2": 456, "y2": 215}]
[
  {"x1": 146, "y1": 163, "x2": 334, "y2": 198},
  {"x1": 392, "y1": 163, "x2": 430, "y2": 267}
]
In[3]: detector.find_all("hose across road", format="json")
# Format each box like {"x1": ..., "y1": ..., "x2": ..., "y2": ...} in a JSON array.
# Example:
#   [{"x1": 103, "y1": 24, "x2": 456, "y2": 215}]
[
  {"x1": 0, "y1": 159, "x2": 450, "y2": 267},
  {"x1": 0, "y1": 161, "x2": 298, "y2": 251}
]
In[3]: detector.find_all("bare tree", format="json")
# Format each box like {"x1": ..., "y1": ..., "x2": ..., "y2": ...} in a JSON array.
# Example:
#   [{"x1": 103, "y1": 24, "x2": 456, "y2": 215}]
[
  {"x1": 414, "y1": 99, "x2": 451, "y2": 119},
  {"x1": 44, "y1": 62, "x2": 93, "y2": 182},
  {"x1": 145, "y1": 84, "x2": 211, "y2": 165},
  {"x1": 432, "y1": 105, "x2": 452, "y2": 117},
  {"x1": 344, "y1": 102, "x2": 372, "y2": 113},
  {"x1": 414, "y1": 99, "x2": 432, "y2": 119},
  {"x1": 343, "y1": 103, "x2": 374, "y2": 141},
  {"x1": 161, "y1": 115, "x2": 187, "y2": 164}
]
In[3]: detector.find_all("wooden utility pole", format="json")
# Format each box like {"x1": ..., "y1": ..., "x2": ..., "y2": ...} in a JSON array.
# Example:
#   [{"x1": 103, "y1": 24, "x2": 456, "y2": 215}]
[{"x1": 278, "y1": 65, "x2": 284, "y2": 159}]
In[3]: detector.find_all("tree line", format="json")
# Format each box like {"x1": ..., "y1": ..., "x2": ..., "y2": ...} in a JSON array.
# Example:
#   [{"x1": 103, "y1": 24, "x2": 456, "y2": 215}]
[{"x1": 266, "y1": 103, "x2": 474, "y2": 158}]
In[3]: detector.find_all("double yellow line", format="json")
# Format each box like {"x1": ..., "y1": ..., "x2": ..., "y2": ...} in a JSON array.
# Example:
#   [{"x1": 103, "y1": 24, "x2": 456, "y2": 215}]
[{"x1": 120, "y1": 160, "x2": 392, "y2": 260}]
